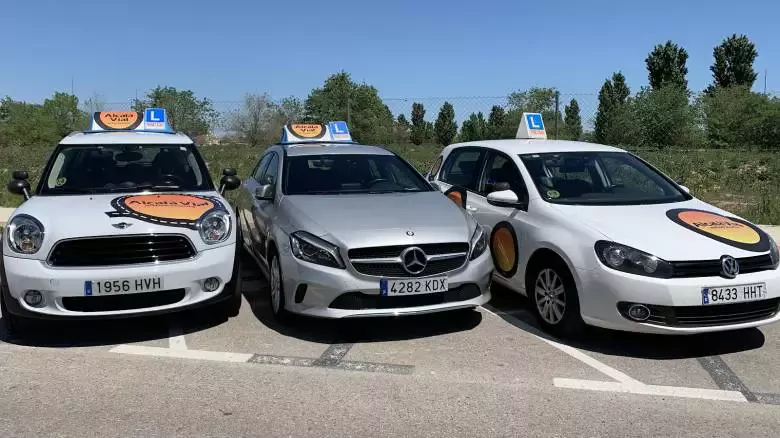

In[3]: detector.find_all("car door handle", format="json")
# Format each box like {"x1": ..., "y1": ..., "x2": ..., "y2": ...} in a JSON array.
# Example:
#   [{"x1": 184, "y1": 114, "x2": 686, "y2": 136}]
[{"x1": 466, "y1": 205, "x2": 478, "y2": 212}]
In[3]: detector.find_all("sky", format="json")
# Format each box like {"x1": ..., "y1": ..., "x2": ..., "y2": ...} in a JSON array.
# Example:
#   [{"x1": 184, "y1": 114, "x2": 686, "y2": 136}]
[{"x1": 2, "y1": 0, "x2": 778, "y2": 112}]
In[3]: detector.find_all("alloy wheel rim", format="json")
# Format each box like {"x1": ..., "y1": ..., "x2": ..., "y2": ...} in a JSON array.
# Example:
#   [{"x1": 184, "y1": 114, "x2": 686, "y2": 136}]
[
  {"x1": 271, "y1": 258, "x2": 281, "y2": 314},
  {"x1": 534, "y1": 268, "x2": 566, "y2": 325}
]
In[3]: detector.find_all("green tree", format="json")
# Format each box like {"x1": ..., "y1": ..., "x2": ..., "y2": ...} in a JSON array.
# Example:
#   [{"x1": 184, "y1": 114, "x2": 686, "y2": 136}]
[
  {"x1": 393, "y1": 113, "x2": 411, "y2": 143},
  {"x1": 487, "y1": 105, "x2": 506, "y2": 139},
  {"x1": 434, "y1": 102, "x2": 457, "y2": 146},
  {"x1": 459, "y1": 112, "x2": 487, "y2": 142},
  {"x1": 633, "y1": 86, "x2": 700, "y2": 148},
  {"x1": 43, "y1": 92, "x2": 85, "y2": 136},
  {"x1": 132, "y1": 86, "x2": 217, "y2": 137},
  {"x1": 701, "y1": 86, "x2": 780, "y2": 148},
  {"x1": 709, "y1": 34, "x2": 759, "y2": 89},
  {"x1": 563, "y1": 98, "x2": 582, "y2": 140},
  {"x1": 0, "y1": 97, "x2": 59, "y2": 147},
  {"x1": 227, "y1": 93, "x2": 284, "y2": 147},
  {"x1": 594, "y1": 72, "x2": 631, "y2": 144},
  {"x1": 645, "y1": 40, "x2": 689, "y2": 90},
  {"x1": 304, "y1": 71, "x2": 394, "y2": 144},
  {"x1": 410, "y1": 102, "x2": 426, "y2": 145}
]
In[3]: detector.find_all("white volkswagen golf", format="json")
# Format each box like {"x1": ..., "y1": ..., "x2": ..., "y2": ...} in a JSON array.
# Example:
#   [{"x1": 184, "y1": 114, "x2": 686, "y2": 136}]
[
  {"x1": 428, "y1": 113, "x2": 780, "y2": 337},
  {"x1": 1, "y1": 109, "x2": 243, "y2": 334}
]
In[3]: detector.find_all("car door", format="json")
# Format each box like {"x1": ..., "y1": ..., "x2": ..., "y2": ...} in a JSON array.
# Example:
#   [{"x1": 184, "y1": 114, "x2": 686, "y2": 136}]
[
  {"x1": 251, "y1": 151, "x2": 280, "y2": 264},
  {"x1": 467, "y1": 150, "x2": 532, "y2": 283},
  {"x1": 435, "y1": 146, "x2": 488, "y2": 199},
  {"x1": 243, "y1": 153, "x2": 274, "y2": 257}
]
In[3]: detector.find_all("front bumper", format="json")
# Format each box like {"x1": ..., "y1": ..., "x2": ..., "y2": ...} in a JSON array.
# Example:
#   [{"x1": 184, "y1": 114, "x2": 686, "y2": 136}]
[
  {"x1": 576, "y1": 264, "x2": 780, "y2": 334},
  {"x1": 1, "y1": 244, "x2": 236, "y2": 320},
  {"x1": 278, "y1": 247, "x2": 494, "y2": 318}
]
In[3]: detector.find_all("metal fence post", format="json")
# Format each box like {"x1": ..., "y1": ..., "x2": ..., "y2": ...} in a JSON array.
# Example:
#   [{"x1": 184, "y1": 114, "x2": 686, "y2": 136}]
[{"x1": 554, "y1": 91, "x2": 560, "y2": 139}]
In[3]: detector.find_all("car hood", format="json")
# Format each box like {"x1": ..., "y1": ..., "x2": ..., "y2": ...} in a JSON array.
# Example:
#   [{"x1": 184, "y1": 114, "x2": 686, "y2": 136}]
[
  {"x1": 280, "y1": 191, "x2": 475, "y2": 249},
  {"x1": 550, "y1": 199, "x2": 772, "y2": 261},
  {"x1": 3, "y1": 191, "x2": 234, "y2": 259}
]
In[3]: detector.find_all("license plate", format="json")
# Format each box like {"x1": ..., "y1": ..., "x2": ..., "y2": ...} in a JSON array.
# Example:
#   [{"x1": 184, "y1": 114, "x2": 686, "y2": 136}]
[
  {"x1": 701, "y1": 283, "x2": 767, "y2": 305},
  {"x1": 84, "y1": 277, "x2": 164, "y2": 296},
  {"x1": 379, "y1": 276, "x2": 448, "y2": 296}
]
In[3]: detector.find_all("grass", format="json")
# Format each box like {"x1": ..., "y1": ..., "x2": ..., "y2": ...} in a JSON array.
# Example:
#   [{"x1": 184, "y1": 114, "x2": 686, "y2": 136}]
[{"x1": 2, "y1": 142, "x2": 780, "y2": 225}]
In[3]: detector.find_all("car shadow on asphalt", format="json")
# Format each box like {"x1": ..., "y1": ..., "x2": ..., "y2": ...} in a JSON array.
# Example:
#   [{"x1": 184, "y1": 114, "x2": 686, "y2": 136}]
[
  {"x1": 240, "y1": 262, "x2": 483, "y2": 345},
  {"x1": 0, "y1": 307, "x2": 229, "y2": 348},
  {"x1": 487, "y1": 284, "x2": 766, "y2": 360}
]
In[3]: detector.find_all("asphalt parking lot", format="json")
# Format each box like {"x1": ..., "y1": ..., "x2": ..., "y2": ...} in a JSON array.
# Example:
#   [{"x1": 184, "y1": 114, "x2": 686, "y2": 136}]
[{"x1": 2, "y1": 255, "x2": 780, "y2": 437}]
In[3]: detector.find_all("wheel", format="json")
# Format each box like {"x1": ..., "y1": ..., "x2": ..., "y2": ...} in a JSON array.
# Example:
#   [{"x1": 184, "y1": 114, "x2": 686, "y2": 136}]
[
  {"x1": 268, "y1": 251, "x2": 291, "y2": 324},
  {"x1": 0, "y1": 289, "x2": 32, "y2": 336},
  {"x1": 218, "y1": 227, "x2": 243, "y2": 318},
  {"x1": 527, "y1": 257, "x2": 585, "y2": 338}
]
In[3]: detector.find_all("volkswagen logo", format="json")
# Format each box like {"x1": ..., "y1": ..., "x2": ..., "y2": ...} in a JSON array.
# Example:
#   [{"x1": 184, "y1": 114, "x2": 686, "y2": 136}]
[
  {"x1": 401, "y1": 246, "x2": 428, "y2": 275},
  {"x1": 720, "y1": 255, "x2": 739, "y2": 279},
  {"x1": 112, "y1": 222, "x2": 133, "y2": 230}
]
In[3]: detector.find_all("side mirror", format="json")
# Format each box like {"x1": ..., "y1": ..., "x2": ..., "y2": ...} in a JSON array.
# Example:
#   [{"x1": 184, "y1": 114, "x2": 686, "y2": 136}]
[
  {"x1": 487, "y1": 181, "x2": 511, "y2": 193},
  {"x1": 7, "y1": 170, "x2": 31, "y2": 200},
  {"x1": 254, "y1": 184, "x2": 274, "y2": 201},
  {"x1": 219, "y1": 175, "x2": 241, "y2": 194},
  {"x1": 487, "y1": 189, "x2": 526, "y2": 209},
  {"x1": 223, "y1": 168, "x2": 237, "y2": 177}
]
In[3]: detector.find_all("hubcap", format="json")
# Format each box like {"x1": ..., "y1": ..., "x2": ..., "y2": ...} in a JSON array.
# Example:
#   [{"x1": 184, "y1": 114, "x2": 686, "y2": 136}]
[
  {"x1": 270, "y1": 257, "x2": 281, "y2": 314},
  {"x1": 534, "y1": 268, "x2": 566, "y2": 325}
]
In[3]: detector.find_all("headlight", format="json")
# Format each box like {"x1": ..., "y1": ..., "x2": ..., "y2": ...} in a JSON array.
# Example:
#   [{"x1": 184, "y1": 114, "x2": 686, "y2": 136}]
[
  {"x1": 198, "y1": 210, "x2": 231, "y2": 244},
  {"x1": 7, "y1": 214, "x2": 45, "y2": 254},
  {"x1": 594, "y1": 241, "x2": 672, "y2": 278},
  {"x1": 289, "y1": 231, "x2": 345, "y2": 269},
  {"x1": 469, "y1": 225, "x2": 488, "y2": 260},
  {"x1": 769, "y1": 235, "x2": 779, "y2": 268}
]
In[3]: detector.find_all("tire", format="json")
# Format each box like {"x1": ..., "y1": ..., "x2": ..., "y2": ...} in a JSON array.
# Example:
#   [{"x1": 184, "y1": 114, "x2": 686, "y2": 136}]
[
  {"x1": 268, "y1": 250, "x2": 291, "y2": 324},
  {"x1": 0, "y1": 290, "x2": 31, "y2": 336},
  {"x1": 218, "y1": 226, "x2": 243, "y2": 319},
  {"x1": 526, "y1": 257, "x2": 585, "y2": 339}
]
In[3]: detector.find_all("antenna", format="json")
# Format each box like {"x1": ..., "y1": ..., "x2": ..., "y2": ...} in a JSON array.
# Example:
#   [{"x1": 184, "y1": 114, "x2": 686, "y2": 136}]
[{"x1": 764, "y1": 69, "x2": 768, "y2": 94}]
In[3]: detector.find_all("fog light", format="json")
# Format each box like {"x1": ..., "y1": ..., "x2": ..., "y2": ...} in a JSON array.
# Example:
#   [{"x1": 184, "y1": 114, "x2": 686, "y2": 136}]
[
  {"x1": 203, "y1": 277, "x2": 221, "y2": 292},
  {"x1": 627, "y1": 304, "x2": 650, "y2": 321},
  {"x1": 24, "y1": 290, "x2": 43, "y2": 307}
]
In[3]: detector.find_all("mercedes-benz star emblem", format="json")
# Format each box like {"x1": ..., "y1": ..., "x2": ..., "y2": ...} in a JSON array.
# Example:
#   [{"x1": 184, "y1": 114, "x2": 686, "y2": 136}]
[
  {"x1": 401, "y1": 246, "x2": 427, "y2": 275},
  {"x1": 720, "y1": 255, "x2": 739, "y2": 279},
  {"x1": 406, "y1": 230, "x2": 415, "y2": 236},
  {"x1": 112, "y1": 222, "x2": 133, "y2": 230}
]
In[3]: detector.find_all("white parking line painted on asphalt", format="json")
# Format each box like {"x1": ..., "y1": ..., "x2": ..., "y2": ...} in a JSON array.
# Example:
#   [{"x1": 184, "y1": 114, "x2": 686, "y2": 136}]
[
  {"x1": 479, "y1": 305, "x2": 640, "y2": 384},
  {"x1": 168, "y1": 324, "x2": 187, "y2": 350},
  {"x1": 479, "y1": 305, "x2": 749, "y2": 402},
  {"x1": 111, "y1": 345, "x2": 252, "y2": 363},
  {"x1": 554, "y1": 378, "x2": 747, "y2": 402}
]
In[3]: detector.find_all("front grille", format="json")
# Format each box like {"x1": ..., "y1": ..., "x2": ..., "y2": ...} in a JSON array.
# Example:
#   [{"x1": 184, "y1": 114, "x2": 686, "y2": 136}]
[
  {"x1": 618, "y1": 298, "x2": 780, "y2": 327},
  {"x1": 348, "y1": 242, "x2": 469, "y2": 278},
  {"x1": 48, "y1": 234, "x2": 196, "y2": 267},
  {"x1": 669, "y1": 254, "x2": 775, "y2": 278},
  {"x1": 329, "y1": 283, "x2": 482, "y2": 310},
  {"x1": 62, "y1": 289, "x2": 186, "y2": 312}
]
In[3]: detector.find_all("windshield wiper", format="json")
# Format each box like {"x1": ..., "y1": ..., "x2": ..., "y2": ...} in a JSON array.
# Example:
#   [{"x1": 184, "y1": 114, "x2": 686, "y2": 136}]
[{"x1": 46, "y1": 187, "x2": 98, "y2": 194}]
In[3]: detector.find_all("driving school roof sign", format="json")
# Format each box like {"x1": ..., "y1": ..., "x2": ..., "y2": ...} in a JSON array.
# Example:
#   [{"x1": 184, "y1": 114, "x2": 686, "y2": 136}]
[
  {"x1": 280, "y1": 121, "x2": 353, "y2": 144},
  {"x1": 90, "y1": 108, "x2": 172, "y2": 132},
  {"x1": 516, "y1": 112, "x2": 547, "y2": 140}
]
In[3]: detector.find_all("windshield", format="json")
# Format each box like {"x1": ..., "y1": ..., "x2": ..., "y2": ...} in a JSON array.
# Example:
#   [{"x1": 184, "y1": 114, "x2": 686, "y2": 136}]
[
  {"x1": 283, "y1": 153, "x2": 433, "y2": 195},
  {"x1": 38, "y1": 143, "x2": 214, "y2": 195},
  {"x1": 519, "y1": 151, "x2": 689, "y2": 205}
]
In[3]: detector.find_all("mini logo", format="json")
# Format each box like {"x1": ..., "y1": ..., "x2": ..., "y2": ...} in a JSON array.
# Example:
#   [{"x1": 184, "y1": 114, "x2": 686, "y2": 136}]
[
  {"x1": 112, "y1": 222, "x2": 133, "y2": 229},
  {"x1": 720, "y1": 255, "x2": 739, "y2": 279},
  {"x1": 406, "y1": 230, "x2": 414, "y2": 236},
  {"x1": 401, "y1": 246, "x2": 427, "y2": 275}
]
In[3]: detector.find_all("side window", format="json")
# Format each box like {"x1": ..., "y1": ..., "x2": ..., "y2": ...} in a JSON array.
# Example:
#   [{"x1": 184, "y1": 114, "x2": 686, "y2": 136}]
[
  {"x1": 440, "y1": 148, "x2": 486, "y2": 191},
  {"x1": 480, "y1": 151, "x2": 528, "y2": 199},
  {"x1": 261, "y1": 153, "x2": 280, "y2": 186},
  {"x1": 252, "y1": 154, "x2": 273, "y2": 181}
]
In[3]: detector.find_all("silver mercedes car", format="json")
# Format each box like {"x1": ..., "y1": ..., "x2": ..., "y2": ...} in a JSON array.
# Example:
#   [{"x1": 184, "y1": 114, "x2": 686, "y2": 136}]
[{"x1": 235, "y1": 122, "x2": 493, "y2": 322}]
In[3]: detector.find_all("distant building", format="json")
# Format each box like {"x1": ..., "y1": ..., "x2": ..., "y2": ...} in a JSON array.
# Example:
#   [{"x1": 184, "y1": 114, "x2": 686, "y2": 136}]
[{"x1": 195, "y1": 133, "x2": 221, "y2": 146}]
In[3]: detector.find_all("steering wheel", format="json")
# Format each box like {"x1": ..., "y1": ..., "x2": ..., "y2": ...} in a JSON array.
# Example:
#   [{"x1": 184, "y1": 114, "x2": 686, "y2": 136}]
[
  {"x1": 365, "y1": 178, "x2": 391, "y2": 187},
  {"x1": 159, "y1": 173, "x2": 185, "y2": 185}
]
